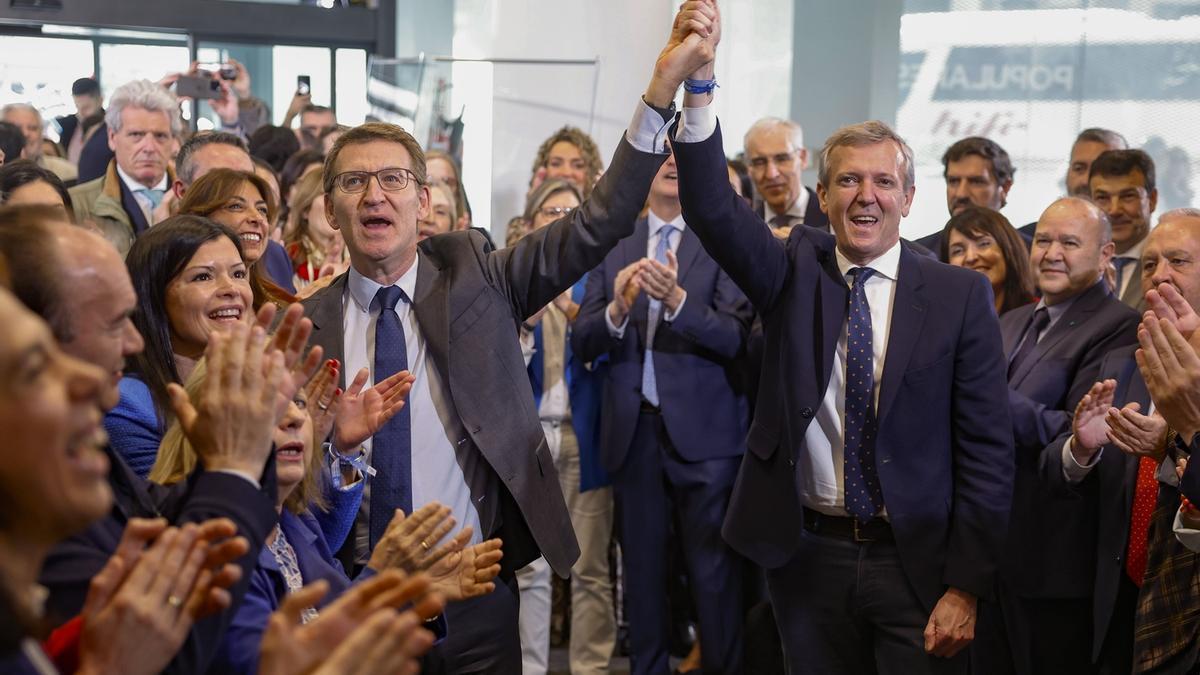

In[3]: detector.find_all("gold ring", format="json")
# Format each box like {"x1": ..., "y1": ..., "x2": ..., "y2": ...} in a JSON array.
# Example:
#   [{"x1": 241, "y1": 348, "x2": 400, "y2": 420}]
[
  {"x1": 167, "y1": 595, "x2": 183, "y2": 608},
  {"x1": 420, "y1": 540, "x2": 430, "y2": 551}
]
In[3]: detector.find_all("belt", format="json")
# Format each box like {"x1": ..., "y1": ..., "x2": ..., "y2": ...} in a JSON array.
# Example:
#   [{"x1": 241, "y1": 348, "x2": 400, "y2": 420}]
[{"x1": 802, "y1": 507, "x2": 893, "y2": 543}]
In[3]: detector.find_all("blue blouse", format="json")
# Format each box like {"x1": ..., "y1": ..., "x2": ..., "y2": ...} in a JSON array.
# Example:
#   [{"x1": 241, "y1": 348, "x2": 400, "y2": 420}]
[{"x1": 103, "y1": 376, "x2": 162, "y2": 479}]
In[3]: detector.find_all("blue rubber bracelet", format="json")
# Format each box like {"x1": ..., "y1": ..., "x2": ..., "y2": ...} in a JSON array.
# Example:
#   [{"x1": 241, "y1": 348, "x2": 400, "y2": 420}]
[{"x1": 683, "y1": 78, "x2": 719, "y2": 94}]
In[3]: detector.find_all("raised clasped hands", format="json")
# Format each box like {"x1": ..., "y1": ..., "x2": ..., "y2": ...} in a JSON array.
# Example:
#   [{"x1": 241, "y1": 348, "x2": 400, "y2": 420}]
[
  {"x1": 647, "y1": 0, "x2": 721, "y2": 106},
  {"x1": 1146, "y1": 282, "x2": 1200, "y2": 342}
]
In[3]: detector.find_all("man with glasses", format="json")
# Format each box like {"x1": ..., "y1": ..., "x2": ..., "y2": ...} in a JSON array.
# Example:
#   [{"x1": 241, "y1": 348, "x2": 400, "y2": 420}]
[
  {"x1": 299, "y1": 7, "x2": 716, "y2": 666},
  {"x1": 744, "y1": 117, "x2": 828, "y2": 238},
  {"x1": 1089, "y1": 149, "x2": 1158, "y2": 309}
]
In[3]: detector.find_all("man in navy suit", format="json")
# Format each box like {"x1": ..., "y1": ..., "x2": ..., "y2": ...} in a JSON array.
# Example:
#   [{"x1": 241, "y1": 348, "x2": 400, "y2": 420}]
[
  {"x1": 667, "y1": 6, "x2": 1013, "y2": 671},
  {"x1": 573, "y1": 145, "x2": 753, "y2": 675},
  {"x1": 976, "y1": 197, "x2": 1138, "y2": 675}
]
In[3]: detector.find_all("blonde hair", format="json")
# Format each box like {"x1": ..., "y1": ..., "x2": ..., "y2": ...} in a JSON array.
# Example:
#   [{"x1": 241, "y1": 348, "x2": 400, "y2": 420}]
[
  {"x1": 284, "y1": 170, "x2": 325, "y2": 248},
  {"x1": 150, "y1": 359, "x2": 328, "y2": 514}
]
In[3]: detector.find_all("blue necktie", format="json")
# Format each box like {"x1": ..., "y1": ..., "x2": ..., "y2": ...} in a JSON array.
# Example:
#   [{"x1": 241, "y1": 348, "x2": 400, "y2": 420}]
[
  {"x1": 137, "y1": 187, "x2": 165, "y2": 209},
  {"x1": 641, "y1": 224, "x2": 676, "y2": 406},
  {"x1": 1113, "y1": 257, "x2": 1136, "y2": 296},
  {"x1": 844, "y1": 267, "x2": 884, "y2": 523},
  {"x1": 369, "y1": 285, "x2": 412, "y2": 548}
]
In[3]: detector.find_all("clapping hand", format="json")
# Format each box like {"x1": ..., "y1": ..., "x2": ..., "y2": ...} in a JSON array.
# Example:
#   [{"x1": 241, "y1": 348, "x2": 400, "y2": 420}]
[
  {"x1": 1071, "y1": 379, "x2": 1116, "y2": 464},
  {"x1": 167, "y1": 322, "x2": 284, "y2": 477},
  {"x1": 368, "y1": 503, "x2": 459, "y2": 575},
  {"x1": 78, "y1": 522, "x2": 214, "y2": 675},
  {"x1": 1146, "y1": 283, "x2": 1200, "y2": 341},
  {"x1": 425, "y1": 530, "x2": 503, "y2": 602},
  {"x1": 333, "y1": 367, "x2": 415, "y2": 453},
  {"x1": 638, "y1": 250, "x2": 685, "y2": 313},
  {"x1": 258, "y1": 570, "x2": 443, "y2": 675},
  {"x1": 1137, "y1": 314, "x2": 1200, "y2": 442},
  {"x1": 1106, "y1": 403, "x2": 1169, "y2": 463},
  {"x1": 608, "y1": 260, "x2": 643, "y2": 326}
]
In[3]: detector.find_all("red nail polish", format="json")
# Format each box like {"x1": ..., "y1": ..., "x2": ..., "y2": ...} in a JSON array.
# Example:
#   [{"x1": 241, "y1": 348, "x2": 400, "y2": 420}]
[{"x1": 335, "y1": 388, "x2": 343, "y2": 396}]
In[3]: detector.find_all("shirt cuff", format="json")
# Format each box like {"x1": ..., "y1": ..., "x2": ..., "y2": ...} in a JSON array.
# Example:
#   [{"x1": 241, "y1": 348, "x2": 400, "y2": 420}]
[
  {"x1": 676, "y1": 104, "x2": 717, "y2": 143},
  {"x1": 626, "y1": 99, "x2": 673, "y2": 155},
  {"x1": 1174, "y1": 510, "x2": 1200, "y2": 553},
  {"x1": 1159, "y1": 455, "x2": 1181, "y2": 487},
  {"x1": 519, "y1": 326, "x2": 535, "y2": 366},
  {"x1": 1061, "y1": 436, "x2": 1102, "y2": 484},
  {"x1": 663, "y1": 290, "x2": 687, "y2": 322},
  {"x1": 211, "y1": 468, "x2": 261, "y2": 490},
  {"x1": 604, "y1": 304, "x2": 629, "y2": 339}
]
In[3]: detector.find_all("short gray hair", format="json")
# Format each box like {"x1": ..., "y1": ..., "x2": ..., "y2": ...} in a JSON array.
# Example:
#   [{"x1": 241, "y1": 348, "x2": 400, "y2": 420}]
[
  {"x1": 105, "y1": 79, "x2": 181, "y2": 137},
  {"x1": 1, "y1": 103, "x2": 40, "y2": 123},
  {"x1": 818, "y1": 120, "x2": 915, "y2": 192},
  {"x1": 744, "y1": 117, "x2": 804, "y2": 155}
]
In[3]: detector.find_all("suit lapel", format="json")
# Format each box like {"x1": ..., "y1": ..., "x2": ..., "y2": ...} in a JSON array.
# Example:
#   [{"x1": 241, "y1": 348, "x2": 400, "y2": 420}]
[
  {"x1": 1001, "y1": 305, "x2": 1033, "y2": 357},
  {"x1": 817, "y1": 240, "x2": 848, "y2": 389},
  {"x1": 674, "y1": 227, "x2": 703, "y2": 283},
  {"x1": 877, "y1": 247, "x2": 927, "y2": 425},
  {"x1": 308, "y1": 274, "x2": 349, "y2": 387},
  {"x1": 1121, "y1": 274, "x2": 1143, "y2": 308},
  {"x1": 629, "y1": 218, "x2": 651, "y2": 347},
  {"x1": 1010, "y1": 281, "x2": 1106, "y2": 386},
  {"x1": 411, "y1": 249, "x2": 450, "y2": 377}
]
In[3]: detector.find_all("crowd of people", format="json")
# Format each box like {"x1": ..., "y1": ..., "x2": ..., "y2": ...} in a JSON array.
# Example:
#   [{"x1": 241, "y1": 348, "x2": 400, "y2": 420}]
[{"x1": 2, "y1": 1, "x2": 1200, "y2": 674}]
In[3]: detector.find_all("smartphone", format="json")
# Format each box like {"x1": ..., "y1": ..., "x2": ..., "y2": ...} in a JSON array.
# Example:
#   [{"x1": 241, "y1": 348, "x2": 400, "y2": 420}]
[
  {"x1": 297, "y1": 75, "x2": 311, "y2": 96},
  {"x1": 176, "y1": 74, "x2": 221, "y2": 100}
]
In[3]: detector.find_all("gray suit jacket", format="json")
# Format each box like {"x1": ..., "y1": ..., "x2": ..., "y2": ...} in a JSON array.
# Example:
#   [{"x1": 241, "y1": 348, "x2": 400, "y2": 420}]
[{"x1": 302, "y1": 137, "x2": 666, "y2": 578}]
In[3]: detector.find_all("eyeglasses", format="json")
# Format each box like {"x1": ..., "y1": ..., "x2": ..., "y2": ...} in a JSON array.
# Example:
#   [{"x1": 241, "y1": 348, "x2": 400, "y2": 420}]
[
  {"x1": 538, "y1": 206, "x2": 574, "y2": 218},
  {"x1": 333, "y1": 168, "x2": 420, "y2": 194}
]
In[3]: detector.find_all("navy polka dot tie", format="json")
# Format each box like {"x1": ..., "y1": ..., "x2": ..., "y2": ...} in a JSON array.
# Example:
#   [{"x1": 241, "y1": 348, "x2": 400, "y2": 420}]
[
  {"x1": 369, "y1": 285, "x2": 412, "y2": 549},
  {"x1": 844, "y1": 267, "x2": 883, "y2": 523}
]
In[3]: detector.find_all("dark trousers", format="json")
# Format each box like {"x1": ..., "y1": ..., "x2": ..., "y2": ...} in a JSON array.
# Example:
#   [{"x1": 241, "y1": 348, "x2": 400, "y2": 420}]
[
  {"x1": 1098, "y1": 575, "x2": 1139, "y2": 675},
  {"x1": 422, "y1": 573, "x2": 522, "y2": 674},
  {"x1": 766, "y1": 527, "x2": 967, "y2": 675},
  {"x1": 972, "y1": 581, "x2": 1092, "y2": 675},
  {"x1": 613, "y1": 409, "x2": 743, "y2": 675}
]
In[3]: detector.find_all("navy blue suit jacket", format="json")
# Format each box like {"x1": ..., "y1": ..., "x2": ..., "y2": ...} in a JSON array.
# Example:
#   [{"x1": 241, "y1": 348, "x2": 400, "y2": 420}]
[
  {"x1": 572, "y1": 217, "x2": 753, "y2": 472},
  {"x1": 672, "y1": 122, "x2": 1015, "y2": 610},
  {"x1": 998, "y1": 282, "x2": 1139, "y2": 599}
]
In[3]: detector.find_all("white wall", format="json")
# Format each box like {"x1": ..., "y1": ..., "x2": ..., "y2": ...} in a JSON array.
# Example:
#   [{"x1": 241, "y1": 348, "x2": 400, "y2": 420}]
[{"x1": 449, "y1": 0, "x2": 793, "y2": 237}]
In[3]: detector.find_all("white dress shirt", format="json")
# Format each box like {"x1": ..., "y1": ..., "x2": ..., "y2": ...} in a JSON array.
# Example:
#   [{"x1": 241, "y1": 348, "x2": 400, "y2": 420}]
[
  {"x1": 801, "y1": 242, "x2": 901, "y2": 516},
  {"x1": 343, "y1": 261, "x2": 484, "y2": 561}
]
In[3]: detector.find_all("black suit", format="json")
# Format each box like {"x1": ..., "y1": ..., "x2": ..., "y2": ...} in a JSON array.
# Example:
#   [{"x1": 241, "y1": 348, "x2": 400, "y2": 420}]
[
  {"x1": 302, "y1": 136, "x2": 667, "y2": 672},
  {"x1": 978, "y1": 281, "x2": 1139, "y2": 675},
  {"x1": 39, "y1": 446, "x2": 278, "y2": 675},
  {"x1": 1039, "y1": 345, "x2": 1153, "y2": 672}
]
